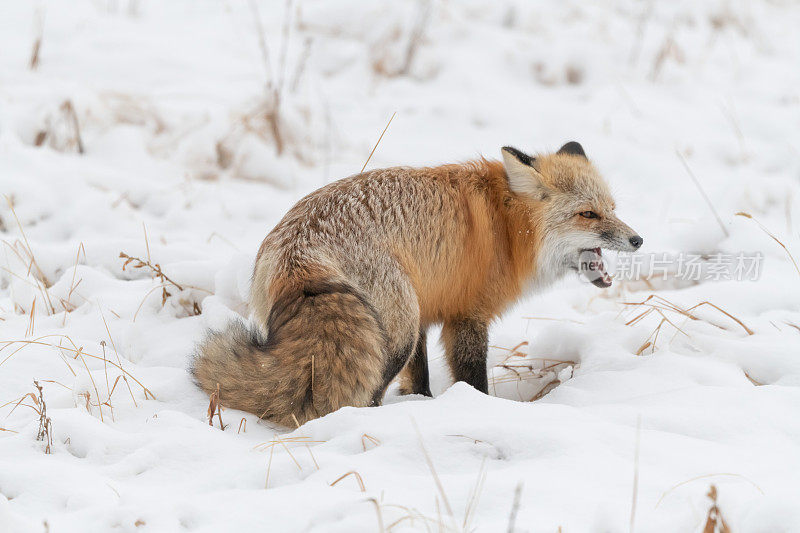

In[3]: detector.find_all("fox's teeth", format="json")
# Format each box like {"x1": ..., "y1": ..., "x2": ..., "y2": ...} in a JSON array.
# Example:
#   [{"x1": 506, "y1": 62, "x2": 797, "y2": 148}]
[{"x1": 580, "y1": 248, "x2": 612, "y2": 288}]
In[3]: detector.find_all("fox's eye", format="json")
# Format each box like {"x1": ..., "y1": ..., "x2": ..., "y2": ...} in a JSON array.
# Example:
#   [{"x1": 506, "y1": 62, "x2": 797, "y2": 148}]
[{"x1": 578, "y1": 211, "x2": 599, "y2": 219}]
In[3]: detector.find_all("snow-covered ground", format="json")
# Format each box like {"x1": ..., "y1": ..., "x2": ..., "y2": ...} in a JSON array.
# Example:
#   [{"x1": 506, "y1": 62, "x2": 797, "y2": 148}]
[{"x1": 1, "y1": 0, "x2": 800, "y2": 531}]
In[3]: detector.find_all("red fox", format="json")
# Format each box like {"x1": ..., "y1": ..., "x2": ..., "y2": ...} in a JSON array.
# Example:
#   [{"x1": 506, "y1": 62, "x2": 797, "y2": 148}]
[{"x1": 191, "y1": 142, "x2": 642, "y2": 426}]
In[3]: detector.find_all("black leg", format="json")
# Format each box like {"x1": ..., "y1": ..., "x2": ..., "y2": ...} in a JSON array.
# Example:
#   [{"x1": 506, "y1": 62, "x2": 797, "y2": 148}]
[
  {"x1": 403, "y1": 328, "x2": 432, "y2": 396},
  {"x1": 370, "y1": 337, "x2": 416, "y2": 406},
  {"x1": 443, "y1": 317, "x2": 488, "y2": 394}
]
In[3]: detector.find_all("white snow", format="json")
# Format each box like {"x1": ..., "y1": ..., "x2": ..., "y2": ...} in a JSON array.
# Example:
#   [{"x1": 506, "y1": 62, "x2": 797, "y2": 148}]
[{"x1": 1, "y1": 0, "x2": 800, "y2": 531}]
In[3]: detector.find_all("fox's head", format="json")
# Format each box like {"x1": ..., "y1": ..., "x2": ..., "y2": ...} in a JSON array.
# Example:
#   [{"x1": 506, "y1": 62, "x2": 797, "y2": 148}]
[{"x1": 501, "y1": 142, "x2": 642, "y2": 288}]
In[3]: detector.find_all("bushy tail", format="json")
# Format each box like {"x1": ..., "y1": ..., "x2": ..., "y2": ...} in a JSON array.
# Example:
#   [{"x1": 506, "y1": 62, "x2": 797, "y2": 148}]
[
  {"x1": 190, "y1": 321, "x2": 283, "y2": 419},
  {"x1": 190, "y1": 281, "x2": 385, "y2": 426}
]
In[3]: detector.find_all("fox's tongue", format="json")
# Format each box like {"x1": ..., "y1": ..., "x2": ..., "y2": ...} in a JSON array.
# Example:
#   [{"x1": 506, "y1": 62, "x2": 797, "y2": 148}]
[{"x1": 580, "y1": 247, "x2": 612, "y2": 288}]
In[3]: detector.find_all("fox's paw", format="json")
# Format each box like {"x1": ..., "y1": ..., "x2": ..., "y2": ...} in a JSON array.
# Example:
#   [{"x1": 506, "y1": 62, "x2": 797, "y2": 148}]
[
  {"x1": 397, "y1": 376, "x2": 414, "y2": 396},
  {"x1": 397, "y1": 378, "x2": 432, "y2": 397}
]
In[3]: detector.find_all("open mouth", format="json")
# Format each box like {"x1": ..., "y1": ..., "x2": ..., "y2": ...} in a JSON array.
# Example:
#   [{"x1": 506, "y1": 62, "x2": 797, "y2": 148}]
[{"x1": 579, "y1": 247, "x2": 613, "y2": 288}]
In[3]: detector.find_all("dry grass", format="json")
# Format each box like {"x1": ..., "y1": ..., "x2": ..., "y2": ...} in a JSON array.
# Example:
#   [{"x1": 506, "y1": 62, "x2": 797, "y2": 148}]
[
  {"x1": 629, "y1": 416, "x2": 642, "y2": 533},
  {"x1": 242, "y1": 0, "x2": 294, "y2": 158},
  {"x1": 488, "y1": 341, "x2": 575, "y2": 402},
  {"x1": 0, "y1": 335, "x2": 155, "y2": 403},
  {"x1": 1, "y1": 333, "x2": 139, "y2": 424},
  {"x1": 33, "y1": 100, "x2": 84, "y2": 154},
  {"x1": 720, "y1": 98, "x2": 749, "y2": 163},
  {"x1": 61, "y1": 101, "x2": 84, "y2": 154},
  {"x1": 702, "y1": 485, "x2": 731, "y2": 533},
  {"x1": 506, "y1": 481, "x2": 523, "y2": 533},
  {"x1": 628, "y1": 0, "x2": 654, "y2": 66},
  {"x1": 621, "y1": 294, "x2": 753, "y2": 355},
  {"x1": 462, "y1": 458, "x2": 487, "y2": 531},
  {"x1": 363, "y1": 422, "x2": 493, "y2": 533},
  {"x1": 330, "y1": 470, "x2": 366, "y2": 492},
  {"x1": 736, "y1": 212, "x2": 799, "y2": 278},
  {"x1": 120, "y1": 238, "x2": 207, "y2": 319},
  {"x1": 2, "y1": 198, "x2": 87, "y2": 318},
  {"x1": 411, "y1": 418, "x2": 458, "y2": 531},
  {"x1": 372, "y1": 0, "x2": 432, "y2": 78},
  {"x1": 290, "y1": 413, "x2": 319, "y2": 470},
  {"x1": 398, "y1": 0, "x2": 431, "y2": 77},
  {"x1": 207, "y1": 383, "x2": 225, "y2": 429},
  {"x1": 33, "y1": 381, "x2": 53, "y2": 453},
  {"x1": 650, "y1": 28, "x2": 685, "y2": 82},
  {"x1": 362, "y1": 433, "x2": 381, "y2": 452},
  {"x1": 2, "y1": 196, "x2": 55, "y2": 314},
  {"x1": 3, "y1": 381, "x2": 53, "y2": 453},
  {"x1": 259, "y1": 434, "x2": 324, "y2": 489},
  {"x1": 676, "y1": 150, "x2": 728, "y2": 238},
  {"x1": 655, "y1": 472, "x2": 763, "y2": 509},
  {"x1": 361, "y1": 112, "x2": 397, "y2": 173},
  {"x1": 30, "y1": 8, "x2": 44, "y2": 70},
  {"x1": 99, "y1": 310, "x2": 137, "y2": 413},
  {"x1": 364, "y1": 497, "x2": 387, "y2": 533},
  {"x1": 120, "y1": 251, "x2": 184, "y2": 306}
]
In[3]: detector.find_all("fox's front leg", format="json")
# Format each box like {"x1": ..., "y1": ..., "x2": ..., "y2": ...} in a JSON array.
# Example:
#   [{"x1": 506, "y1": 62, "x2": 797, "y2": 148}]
[{"x1": 442, "y1": 317, "x2": 489, "y2": 394}]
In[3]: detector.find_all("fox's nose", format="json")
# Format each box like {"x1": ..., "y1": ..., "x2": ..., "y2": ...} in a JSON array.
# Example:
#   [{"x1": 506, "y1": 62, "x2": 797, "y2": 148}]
[{"x1": 629, "y1": 235, "x2": 643, "y2": 249}]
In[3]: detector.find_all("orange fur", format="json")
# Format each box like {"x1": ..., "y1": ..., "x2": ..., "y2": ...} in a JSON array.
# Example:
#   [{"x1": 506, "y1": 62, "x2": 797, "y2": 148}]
[{"x1": 192, "y1": 144, "x2": 641, "y2": 425}]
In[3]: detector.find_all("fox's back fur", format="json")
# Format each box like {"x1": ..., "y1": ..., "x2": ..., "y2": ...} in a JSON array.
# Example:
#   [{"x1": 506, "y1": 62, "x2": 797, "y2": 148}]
[{"x1": 191, "y1": 147, "x2": 641, "y2": 425}]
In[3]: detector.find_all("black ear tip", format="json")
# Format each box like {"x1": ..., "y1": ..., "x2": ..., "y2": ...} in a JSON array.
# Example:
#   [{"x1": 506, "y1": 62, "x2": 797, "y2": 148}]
[
  {"x1": 557, "y1": 141, "x2": 587, "y2": 158},
  {"x1": 501, "y1": 146, "x2": 533, "y2": 166}
]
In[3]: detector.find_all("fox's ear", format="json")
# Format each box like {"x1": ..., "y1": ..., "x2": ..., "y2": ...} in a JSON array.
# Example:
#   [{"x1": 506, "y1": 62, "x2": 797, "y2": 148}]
[
  {"x1": 501, "y1": 146, "x2": 547, "y2": 199},
  {"x1": 557, "y1": 141, "x2": 587, "y2": 158}
]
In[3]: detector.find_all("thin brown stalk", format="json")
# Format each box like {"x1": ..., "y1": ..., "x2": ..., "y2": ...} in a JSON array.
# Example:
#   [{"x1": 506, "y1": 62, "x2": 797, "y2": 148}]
[
  {"x1": 4, "y1": 392, "x2": 39, "y2": 419},
  {"x1": 100, "y1": 341, "x2": 110, "y2": 399},
  {"x1": 139, "y1": 223, "x2": 150, "y2": 264},
  {"x1": 506, "y1": 482, "x2": 523, "y2": 533},
  {"x1": 463, "y1": 458, "x2": 487, "y2": 530},
  {"x1": 362, "y1": 433, "x2": 381, "y2": 451},
  {"x1": 265, "y1": 438, "x2": 276, "y2": 489},
  {"x1": 25, "y1": 298, "x2": 36, "y2": 337},
  {"x1": 120, "y1": 252, "x2": 184, "y2": 291},
  {"x1": 330, "y1": 471, "x2": 366, "y2": 492},
  {"x1": 207, "y1": 383, "x2": 224, "y2": 429},
  {"x1": 364, "y1": 497, "x2": 386, "y2": 533},
  {"x1": 76, "y1": 347, "x2": 104, "y2": 422},
  {"x1": 63, "y1": 242, "x2": 86, "y2": 314},
  {"x1": 291, "y1": 413, "x2": 319, "y2": 470},
  {"x1": 0, "y1": 336, "x2": 155, "y2": 400},
  {"x1": 684, "y1": 301, "x2": 753, "y2": 335},
  {"x1": 4, "y1": 196, "x2": 54, "y2": 312},
  {"x1": 397, "y1": 0, "x2": 431, "y2": 76},
  {"x1": 361, "y1": 112, "x2": 396, "y2": 173},
  {"x1": 676, "y1": 150, "x2": 728, "y2": 238},
  {"x1": 100, "y1": 308, "x2": 137, "y2": 405},
  {"x1": 257, "y1": 435, "x2": 306, "y2": 471},
  {"x1": 736, "y1": 212, "x2": 799, "y2": 278},
  {"x1": 33, "y1": 381, "x2": 52, "y2": 453},
  {"x1": 276, "y1": 0, "x2": 293, "y2": 92},
  {"x1": 29, "y1": 8, "x2": 44, "y2": 70},
  {"x1": 629, "y1": 415, "x2": 642, "y2": 533},
  {"x1": 60, "y1": 100, "x2": 84, "y2": 154},
  {"x1": 655, "y1": 473, "x2": 763, "y2": 508},
  {"x1": 411, "y1": 418, "x2": 457, "y2": 530},
  {"x1": 623, "y1": 294, "x2": 752, "y2": 336},
  {"x1": 702, "y1": 485, "x2": 731, "y2": 533}
]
